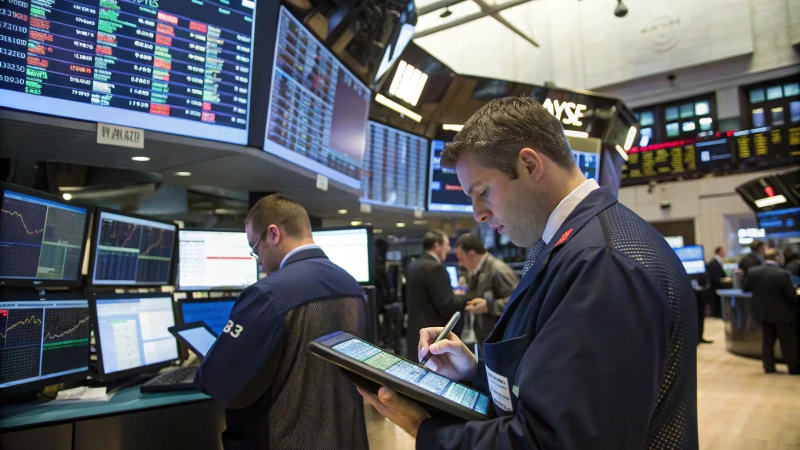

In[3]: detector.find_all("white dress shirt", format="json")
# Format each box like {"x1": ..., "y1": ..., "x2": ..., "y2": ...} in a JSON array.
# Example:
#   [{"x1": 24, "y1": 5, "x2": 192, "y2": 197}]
[
  {"x1": 541, "y1": 179, "x2": 600, "y2": 244},
  {"x1": 280, "y1": 244, "x2": 321, "y2": 269}
]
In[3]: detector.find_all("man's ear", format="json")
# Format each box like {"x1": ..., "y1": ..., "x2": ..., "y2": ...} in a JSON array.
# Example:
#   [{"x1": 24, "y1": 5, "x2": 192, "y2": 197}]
[
  {"x1": 267, "y1": 224, "x2": 281, "y2": 245},
  {"x1": 518, "y1": 148, "x2": 544, "y2": 182}
]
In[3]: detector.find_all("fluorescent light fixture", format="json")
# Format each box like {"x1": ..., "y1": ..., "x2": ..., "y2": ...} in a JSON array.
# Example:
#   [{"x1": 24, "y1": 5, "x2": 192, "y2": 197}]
[
  {"x1": 175, "y1": 171, "x2": 192, "y2": 177},
  {"x1": 375, "y1": 94, "x2": 422, "y2": 122},
  {"x1": 62, "y1": 193, "x2": 72, "y2": 200},
  {"x1": 564, "y1": 130, "x2": 589, "y2": 138},
  {"x1": 389, "y1": 60, "x2": 407, "y2": 96},
  {"x1": 395, "y1": 222, "x2": 407, "y2": 228},
  {"x1": 442, "y1": 124, "x2": 464, "y2": 132},
  {"x1": 615, "y1": 145, "x2": 629, "y2": 161},
  {"x1": 350, "y1": 220, "x2": 363, "y2": 226},
  {"x1": 387, "y1": 60, "x2": 427, "y2": 106},
  {"x1": 410, "y1": 72, "x2": 428, "y2": 106},
  {"x1": 623, "y1": 126, "x2": 637, "y2": 151},
  {"x1": 374, "y1": 229, "x2": 383, "y2": 234},
  {"x1": 754, "y1": 195, "x2": 787, "y2": 208},
  {"x1": 413, "y1": 220, "x2": 427, "y2": 225},
  {"x1": 131, "y1": 156, "x2": 150, "y2": 162},
  {"x1": 337, "y1": 209, "x2": 348, "y2": 215}
]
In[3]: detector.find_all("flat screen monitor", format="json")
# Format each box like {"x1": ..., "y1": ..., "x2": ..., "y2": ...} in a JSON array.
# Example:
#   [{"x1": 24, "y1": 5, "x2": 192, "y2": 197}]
[
  {"x1": 91, "y1": 209, "x2": 177, "y2": 286},
  {"x1": 428, "y1": 140, "x2": 472, "y2": 213},
  {"x1": 757, "y1": 207, "x2": 800, "y2": 239},
  {"x1": 92, "y1": 293, "x2": 179, "y2": 380},
  {"x1": 177, "y1": 229, "x2": 257, "y2": 291},
  {"x1": 175, "y1": 298, "x2": 235, "y2": 336},
  {"x1": 264, "y1": 6, "x2": 371, "y2": 189},
  {"x1": 697, "y1": 138, "x2": 733, "y2": 169},
  {"x1": 0, "y1": 296, "x2": 91, "y2": 393},
  {"x1": 361, "y1": 122, "x2": 429, "y2": 210},
  {"x1": 312, "y1": 227, "x2": 373, "y2": 285},
  {"x1": 445, "y1": 265, "x2": 459, "y2": 289},
  {"x1": 0, "y1": 0, "x2": 257, "y2": 144},
  {"x1": 674, "y1": 245, "x2": 706, "y2": 275},
  {"x1": 0, "y1": 183, "x2": 90, "y2": 287}
]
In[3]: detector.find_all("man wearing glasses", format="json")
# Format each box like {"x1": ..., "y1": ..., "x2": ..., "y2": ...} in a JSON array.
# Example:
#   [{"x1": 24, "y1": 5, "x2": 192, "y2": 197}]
[{"x1": 196, "y1": 194, "x2": 369, "y2": 450}]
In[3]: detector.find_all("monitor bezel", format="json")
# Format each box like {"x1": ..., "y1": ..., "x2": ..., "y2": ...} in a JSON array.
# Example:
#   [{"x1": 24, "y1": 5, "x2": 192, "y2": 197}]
[
  {"x1": 426, "y1": 139, "x2": 474, "y2": 214},
  {"x1": 0, "y1": 182, "x2": 92, "y2": 288},
  {"x1": 88, "y1": 207, "x2": 178, "y2": 287},
  {"x1": 176, "y1": 228, "x2": 258, "y2": 291},
  {"x1": 313, "y1": 226, "x2": 375, "y2": 286},
  {"x1": 172, "y1": 294, "x2": 237, "y2": 360},
  {"x1": 89, "y1": 291, "x2": 181, "y2": 382},
  {"x1": 0, "y1": 293, "x2": 92, "y2": 396}
]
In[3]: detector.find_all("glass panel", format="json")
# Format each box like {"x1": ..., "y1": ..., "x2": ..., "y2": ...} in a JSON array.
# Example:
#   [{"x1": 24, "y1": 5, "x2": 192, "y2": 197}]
[
  {"x1": 666, "y1": 123, "x2": 679, "y2": 137},
  {"x1": 699, "y1": 117, "x2": 713, "y2": 131},
  {"x1": 639, "y1": 111, "x2": 654, "y2": 127},
  {"x1": 695, "y1": 101, "x2": 710, "y2": 116},
  {"x1": 682, "y1": 121, "x2": 696, "y2": 132},
  {"x1": 749, "y1": 89, "x2": 765, "y2": 104},
  {"x1": 771, "y1": 107, "x2": 784, "y2": 126},
  {"x1": 784, "y1": 83, "x2": 800, "y2": 97},
  {"x1": 766, "y1": 86, "x2": 783, "y2": 101},
  {"x1": 680, "y1": 104, "x2": 694, "y2": 118},
  {"x1": 752, "y1": 108, "x2": 765, "y2": 128},
  {"x1": 665, "y1": 106, "x2": 679, "y2": 121}
]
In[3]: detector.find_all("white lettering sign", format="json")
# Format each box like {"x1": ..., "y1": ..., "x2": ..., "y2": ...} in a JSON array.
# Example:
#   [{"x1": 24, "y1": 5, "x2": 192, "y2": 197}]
[
  {"x1": 542, "y1": 98, "x2": 587, "y2": 127},
  {"x1": 97, "y1": 123, "x2": 144, "y2": 149}
]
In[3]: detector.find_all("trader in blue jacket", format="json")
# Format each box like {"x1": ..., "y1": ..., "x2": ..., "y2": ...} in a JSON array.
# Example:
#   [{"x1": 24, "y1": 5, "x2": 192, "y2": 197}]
[
  {"x1": 197, "y1": 194, "x2": 369, "y2": 450},
  {"x1": 361, "y1": 97, "x2": 699, "y2": 449}
]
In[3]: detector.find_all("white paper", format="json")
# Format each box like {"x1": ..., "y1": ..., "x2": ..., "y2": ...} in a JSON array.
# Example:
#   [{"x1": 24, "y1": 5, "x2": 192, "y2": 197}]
[{"x1": 54, "y1": 387, "x2": 112, "y2": 402}]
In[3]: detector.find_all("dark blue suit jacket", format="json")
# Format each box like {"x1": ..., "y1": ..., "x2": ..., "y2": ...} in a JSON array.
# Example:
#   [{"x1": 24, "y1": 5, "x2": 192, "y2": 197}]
[{"x1": 418, "y1": 188, "x2": 699, "y2": 449}]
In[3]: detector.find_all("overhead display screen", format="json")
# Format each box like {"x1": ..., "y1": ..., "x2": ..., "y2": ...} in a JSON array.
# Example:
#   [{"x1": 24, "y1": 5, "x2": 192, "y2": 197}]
[
  {"x1": 622, "y1": 140, "x2": 698, "y2": 182},
  {"x1": 361, "y1": 122, "x2": 428, "y2": 210},
  {"x1": 312, "y1": 228, "x2": 371, "y2": 284},
  {"x1": 428, "y1": 140, "x2": 471, "y2": 213},
  {"x1": 264, "y1": 6, "x2": 371, "y2": 190},
  {"x1": 571, "y1": 150, "x2": 600, "y2": 182},
  {"x1": 0, "y1": 0, "x2": 256, "y2": 144},
  {"x1": 177, "y1": 229, "x2": 257, "y2": 291},
  {"x1": 757, "y1": 207, "x2": 799, "y2": 239}
]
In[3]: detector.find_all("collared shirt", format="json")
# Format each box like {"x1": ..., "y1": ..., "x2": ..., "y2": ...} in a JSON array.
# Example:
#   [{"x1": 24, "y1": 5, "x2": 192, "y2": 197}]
[
  {"x1": 765, "y1": 260, "x2": 779, "y2": 267},
  {"x1": 280, "y1": 244, "x2": 321, "y2": 269},
  {"x1": 541, "y1": 179, "x2": 600, "y2": 244},
  {"x1": 427, "y1": 251, "x2": 442, "y2": 264},
  {"x1": 471, "y1": 253, "x2": 489, "y2": 278},
  {"x1": 715, "y1": 255, "x2": 723, "y2": 265}
]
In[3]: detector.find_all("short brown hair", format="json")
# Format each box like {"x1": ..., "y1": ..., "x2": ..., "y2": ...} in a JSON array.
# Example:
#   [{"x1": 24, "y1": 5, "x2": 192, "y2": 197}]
[
  {"x1": 423, "y1": 229, "x2": 448, "y2": 251},
  {"x1": 764, "y1": 248, "x2": 783, "y2": 262},
  {"x1": 441, "y1": 96, "x2": 575, "y2": 178},
  {"x1": 245, "y1": 194, "x2": 312, "y2": 239},
  {"x1": 456, "y1": 233, "x2": 487, "y2": 255}
]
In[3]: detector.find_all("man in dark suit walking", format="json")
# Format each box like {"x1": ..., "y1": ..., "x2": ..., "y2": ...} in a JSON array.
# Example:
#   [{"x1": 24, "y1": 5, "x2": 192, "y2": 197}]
[
  {"x1": 739, "y1": 240, "x2": 765, "y2": 275},
  {"x1": 405, "y1": 229, "x2": 465, "y2": 361},
  {"x1": 706, "y1": 246, "x2": 726, "y2": 319},
  {"x1": 742, "y1": 248, "x2": 799, "y2": 375}
]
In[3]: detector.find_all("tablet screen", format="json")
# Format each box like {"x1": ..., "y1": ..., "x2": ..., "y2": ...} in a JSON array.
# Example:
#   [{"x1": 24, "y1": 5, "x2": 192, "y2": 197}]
[
  {"x1": 177, "y1": 326, "x2": 217, "y2": 358},
  {"x1": 332, "y1": 338, "x2": 490, "y2": 414}
]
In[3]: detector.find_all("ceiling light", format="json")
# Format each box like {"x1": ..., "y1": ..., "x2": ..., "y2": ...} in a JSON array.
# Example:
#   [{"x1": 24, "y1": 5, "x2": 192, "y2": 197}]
[
  {"x1": 175, "y1": 171, "x2": 192, "y2": 177},
  {"x1": 614, "y1": 0, "x2": 628, "y2": 17},
  {"x1": 563, "y1": 130, "x2": 589, "y2": 138},
  {"x1": 131, "y1": 156, "x2": 150, "y2": 162},
  {"x1": 623, "y1": 126, "x2": 637, "y2": 151},
  {"x1": 62, "y1": 193, "x2": 72, "y2": 200},
  {"x1": 396, "y1": 222, "x2": 406, "y2": 228},
  {"x1": 615, "y1": 145, "x2": 629, "y2": 162},
  {"x1": 374, "y1": 229, "x2": 383, "y2": 234},
  {"x1": 387, "y1": 61, "x2": 428, "y2": 106},
  {"x1": 442, "y1": 124, "x2": 464, "y2": 132},
  {"x1": 754, "y1": 195, "x2": 787, "y2": 208},
  {"x1": 413, "y1": 220, "x2": 427, "y2": 225},
  {"x1": 440, "y1": 7, "x2": 452, "y2": 18},
  {"x1": 375, "y1": 94, "x2": 422, "y2": 122},
  {"x1": 350, "y1": 220, "x2": 363, "y2": 226},
  {"x1": 338, "y1": 209, "x2": 348, "y2": 215},
  {"x1": 387, "y1": 235, "x2": 397, "y2": 240}
]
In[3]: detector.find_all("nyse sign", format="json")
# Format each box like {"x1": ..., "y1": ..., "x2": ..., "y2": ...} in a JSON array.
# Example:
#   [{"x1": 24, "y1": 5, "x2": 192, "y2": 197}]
[{"x1": 542, "y1": 98, "x2": 587, "y2": 127}]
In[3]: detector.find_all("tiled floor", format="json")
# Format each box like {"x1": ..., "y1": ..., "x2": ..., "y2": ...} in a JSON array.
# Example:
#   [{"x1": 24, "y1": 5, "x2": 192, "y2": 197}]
[{"x1": 365, "y1": 319, "x2": 800, "y2": 449}]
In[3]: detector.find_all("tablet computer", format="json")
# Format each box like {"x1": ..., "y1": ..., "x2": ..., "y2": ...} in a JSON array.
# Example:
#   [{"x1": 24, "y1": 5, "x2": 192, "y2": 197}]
[
  {"x1": 168, "y1": 322, "x2": 218, "y2": 359},
  {"x1": 308, "y1": 331, "x2": 491, "y2": 421}
]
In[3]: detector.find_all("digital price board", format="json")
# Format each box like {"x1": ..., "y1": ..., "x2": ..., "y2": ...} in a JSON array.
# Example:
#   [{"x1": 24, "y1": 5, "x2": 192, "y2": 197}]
[
  {"x1": 623, "y1": 139, "x2": 698, "y2": 182},
  {"x1": 0, "y1": 0, "x2": 256, "y2": 144}
]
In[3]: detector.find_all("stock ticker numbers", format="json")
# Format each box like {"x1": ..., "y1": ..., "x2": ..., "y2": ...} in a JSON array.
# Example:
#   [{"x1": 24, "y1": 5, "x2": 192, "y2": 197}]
[
  {"x1": 0, "y1": 0, "x2": 254, "y2": 128},
  {"x1": 41, "y1": 307, "x2": 90, "y2": 375},
  {"x1": 0, "y1": 307, "x2": 43, "y2": 384}
]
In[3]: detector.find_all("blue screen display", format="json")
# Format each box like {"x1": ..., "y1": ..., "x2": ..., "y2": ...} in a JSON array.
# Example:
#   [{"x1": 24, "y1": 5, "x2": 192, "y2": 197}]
[{"x1": 180, "y1": 300, "x2": 235, "y2": 335}]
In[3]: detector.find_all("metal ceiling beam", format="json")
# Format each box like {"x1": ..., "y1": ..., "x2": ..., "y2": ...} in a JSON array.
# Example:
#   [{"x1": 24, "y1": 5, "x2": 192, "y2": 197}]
[
  {"x1": 414, "y1": 0, "x2": 538, "y2": 47},
  {"x1": 418, "y1": 0, "x2": 467, "y2": 16}
]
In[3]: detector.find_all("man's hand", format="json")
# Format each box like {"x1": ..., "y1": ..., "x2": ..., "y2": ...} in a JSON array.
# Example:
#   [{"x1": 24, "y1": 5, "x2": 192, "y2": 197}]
[
  {"x1": 465, "y1": 298, "x2": 489, "y2": 315},
  {"x1": 418, "y1": 327, "x2": 477, "y2": 381},
  {"x1": 359, "y1": 387, "x2": 430, "y2": 438}
]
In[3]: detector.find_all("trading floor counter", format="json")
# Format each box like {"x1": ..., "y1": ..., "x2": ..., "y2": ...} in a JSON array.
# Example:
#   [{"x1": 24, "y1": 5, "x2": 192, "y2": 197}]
[{"x1": 0, "y1": 387, "x2": 224, "y2": 450}]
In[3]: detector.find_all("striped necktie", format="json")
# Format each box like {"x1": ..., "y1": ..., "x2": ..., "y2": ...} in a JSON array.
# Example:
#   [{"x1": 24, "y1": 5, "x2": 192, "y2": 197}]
[{"x1": 522, "y1": 239, "x2": 547, "y2": 277}]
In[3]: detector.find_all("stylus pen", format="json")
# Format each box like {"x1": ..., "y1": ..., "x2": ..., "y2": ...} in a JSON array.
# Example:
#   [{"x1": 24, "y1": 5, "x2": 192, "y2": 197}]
[{"x1": 419, "y1": 311, "x2": 461, "y2": 367}]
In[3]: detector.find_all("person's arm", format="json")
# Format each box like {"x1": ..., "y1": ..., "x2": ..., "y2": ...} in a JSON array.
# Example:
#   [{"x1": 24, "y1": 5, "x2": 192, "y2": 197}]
[
  {"x1": 195, "y1": 285, "x2": 285, "y2": 409},
  {"x1": 416, "y1": 248, "x2": 672, "y2": 450},
  {"x1": 427, "y1": 264, "x2": 466, "y2": 319},
  {"x1": 487, "y1": 266, "x2": 519, "y2": 317}
]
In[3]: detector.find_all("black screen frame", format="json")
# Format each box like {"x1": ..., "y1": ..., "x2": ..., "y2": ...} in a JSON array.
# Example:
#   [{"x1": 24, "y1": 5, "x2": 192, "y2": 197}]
[
  {"x1": 0, "y1": 182, "x2": 92, "y2": 288},
  {"x1": 176, "y1": 228, "x2": 258, "y2": 291},
  {"x1": 172, "y1": 295, "x2": 237, "y2": 360},
  {"x1": 88, "y1": 207, "x2": 178, "y2": 287},
  {"x1": 89, "y1": 291, "x2": 181, "y2": 382},
  {"x1": 168, "y1": 321, "x2": 218, "y2": 359},
  {"x1": 312, "y1": 226, "x2": 375, "y2": 286}
]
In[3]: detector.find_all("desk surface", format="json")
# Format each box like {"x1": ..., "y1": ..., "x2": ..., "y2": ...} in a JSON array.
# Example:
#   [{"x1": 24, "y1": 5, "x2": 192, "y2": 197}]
[{"x1": 0, "y1": 387, "x2": 211, "y2": 431}]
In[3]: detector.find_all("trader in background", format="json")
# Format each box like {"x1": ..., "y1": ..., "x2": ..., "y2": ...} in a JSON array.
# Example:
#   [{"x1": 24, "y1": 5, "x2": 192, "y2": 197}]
[
  {"x1": 405, "y1": 229, "x2": 465, "y2": 361},
  {"x1": 739, "y1": 239, "x2": 766, "y2": 275},
  {"x1": 196, "y1": 194, "x2": 369, "y2": 450},
  {"x1": 706, "y1": 246, "x2": 727, "y2": 318},
  {"x1": 742, "y1": 248, "x2": 799, "y2": 375},
  {"x1": 455, "y1": 233, "x2": 518, "y2": 353}
]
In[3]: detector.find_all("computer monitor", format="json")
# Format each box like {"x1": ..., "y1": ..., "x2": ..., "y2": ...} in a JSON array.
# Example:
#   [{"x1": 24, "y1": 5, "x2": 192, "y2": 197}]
[
  {"x1": 0, "y1": 183, "x2": 90, "y2": 287},
  {"x1": 312, "y1": 227, "x2": 374, "y2": 285},
  {"x1": 0, "y1": 0, "x2": 257, "y2": 144},
  {"x1": 445, "y1": 265, "x2": 459, "y2": 289},
  {"x1": 90, "y1": 209, "x2": 177, "y2": 286},
  {"x1": 263, "y1": 6, "x2": 371, "y2": 190},
  {"x1": 177, "y1": 229, "x2": 258, "y2": 291},
  {"x1": 91, "y1": 293, "x2": 180, "y2": 380},
  {"x1": 674, "y1": 245, "x2": 706, "y2": 275},
  {"x1": 361, "y1": 122, "x2": 429, "y2": 211},
  {"x1": 757, "y1": 207, "x2": 800, "y2": 239},
  {"x1": 0, "y1": 296, "x2": 91, "y2": 393},
  {"x1": 174, "y1": 298, "x2": 236, "y2": 336},
  {"x1": 428, "y1": 140, "x2": 472, "y2": 213}
]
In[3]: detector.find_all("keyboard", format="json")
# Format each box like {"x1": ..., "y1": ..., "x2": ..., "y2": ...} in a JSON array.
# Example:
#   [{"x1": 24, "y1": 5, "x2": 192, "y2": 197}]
[{"x1": 140, "y1": 367, "x2": 198, "y2": 393}]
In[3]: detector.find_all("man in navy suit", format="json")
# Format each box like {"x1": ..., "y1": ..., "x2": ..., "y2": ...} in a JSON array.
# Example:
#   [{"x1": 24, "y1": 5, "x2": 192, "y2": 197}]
[
  {"x1": 361, "y1": 97, "x2": 699, "y2": 449},
  {"x1": 197, "y1": 194, "x2": 369, "y2": 450}
]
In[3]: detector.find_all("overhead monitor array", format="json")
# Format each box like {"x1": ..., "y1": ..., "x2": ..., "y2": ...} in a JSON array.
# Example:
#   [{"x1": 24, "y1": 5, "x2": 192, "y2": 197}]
[
  {"x1": 361, "y1": 122, "x2": 428, "y2": 210},
  {"x1": 0, "y1": 0, "x2": 257, "y2": 143},
  {"x1": 177, "y1": 230, "x2": 257, "y2": 291}
]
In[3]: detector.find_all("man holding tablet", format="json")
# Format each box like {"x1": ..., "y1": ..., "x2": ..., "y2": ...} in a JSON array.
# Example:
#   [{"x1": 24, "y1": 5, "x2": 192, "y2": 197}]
[
  {"x1": 196, "y1": 194, "x2": 369, "y2": 450},
  {"x1": 361, "y1": 97, "x2": 698, "y2": 449}
]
